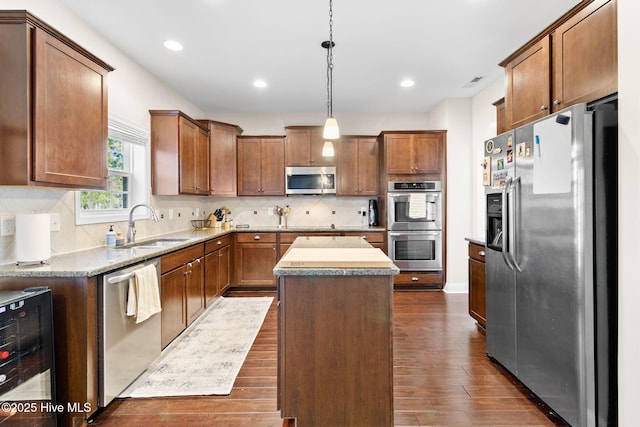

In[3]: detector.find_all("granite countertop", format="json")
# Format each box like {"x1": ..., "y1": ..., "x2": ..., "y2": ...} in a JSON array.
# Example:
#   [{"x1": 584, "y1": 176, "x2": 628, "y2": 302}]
[
  {"x1": 273, "y1": 236, "x2": 399, "y2": 277},
  {"x1": 465, "y1": 237, "x2": 485, "y2": 246},
  {"x1": 0, "y1": 226, "x2": 385, "y2": 278}
]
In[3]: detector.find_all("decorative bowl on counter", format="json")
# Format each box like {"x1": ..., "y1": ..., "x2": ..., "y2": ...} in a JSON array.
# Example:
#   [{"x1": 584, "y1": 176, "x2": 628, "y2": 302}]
[{"x1": 190, "y1": 220, "x2": 212, "y2": 230}]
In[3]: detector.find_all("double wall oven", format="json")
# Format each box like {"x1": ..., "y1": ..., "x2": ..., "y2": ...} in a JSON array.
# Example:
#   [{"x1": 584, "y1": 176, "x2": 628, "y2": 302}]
[{"x1": 387, "y1": 181, "x2": 443, "y2": 271}]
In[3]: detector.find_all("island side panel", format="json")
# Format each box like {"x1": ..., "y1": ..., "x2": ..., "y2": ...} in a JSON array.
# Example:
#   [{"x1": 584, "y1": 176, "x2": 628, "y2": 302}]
[{"x1": 279, "y1": 275, "x2": 393, "y2": 427}]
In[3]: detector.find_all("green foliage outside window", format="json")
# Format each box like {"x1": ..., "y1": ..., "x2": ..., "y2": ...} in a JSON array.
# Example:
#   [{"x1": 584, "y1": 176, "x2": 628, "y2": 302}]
[{"x1": 79, "y1": 138, "x2": 130, "y2": 211}]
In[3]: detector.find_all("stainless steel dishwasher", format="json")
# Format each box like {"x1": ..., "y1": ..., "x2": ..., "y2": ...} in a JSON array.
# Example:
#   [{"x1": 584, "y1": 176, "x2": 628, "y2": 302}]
[{"x1": 98, "y1": 258, "x2": 162, "y2": 407}]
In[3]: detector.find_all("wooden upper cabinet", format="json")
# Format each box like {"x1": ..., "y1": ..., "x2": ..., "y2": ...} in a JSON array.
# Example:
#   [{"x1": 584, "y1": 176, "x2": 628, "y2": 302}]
[
  {"x1": 285, "y1": 126, "x2": 334, "y2": 166},
  {"x1": 505, "y1": 36, "x2": 552, "y2": 129},
  {"x1": 237, "y1": 136, "x2": 285, "y2": 196},
  {"x1": 179, "y1": 117, "x2": 209, "y2": 195},
  {"x1": 551, "y1": 0, "x2": 617, "y2": 111},
  {"x1": 150, "y1": 110, "x2": 210, "y2": 196},
  {"x1": 0, "y1": 11, "x2": 113, "y2": 189},
  {"x1": 382, "y1": 132, "x2": 444, "y2": 175},
  {"x1": 200, "y1": 120, "x2": 243, "y2": 197},
  {"x1": 336, "y1": 137, "x2": 379, "y2": 196},
  {"x1": 501, "y1": 0, "x2": 617, "y2": 129},
  {"x1": 493, "y1": 98, "x2": 508, "y2": 135}
]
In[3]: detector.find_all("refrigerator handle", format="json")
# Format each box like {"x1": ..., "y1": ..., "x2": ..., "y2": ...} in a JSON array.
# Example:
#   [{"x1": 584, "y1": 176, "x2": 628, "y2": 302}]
[
  {"x1": 508, "y1": 176, "x2": 522, "y2": 272},
  {"x1": 501, "y1": 178, "x2": 515, "y2": 271}
]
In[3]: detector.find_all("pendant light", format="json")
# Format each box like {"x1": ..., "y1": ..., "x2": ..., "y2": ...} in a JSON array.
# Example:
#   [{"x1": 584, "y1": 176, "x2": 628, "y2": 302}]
[{"x1": 322, "y1": 0, "x2": 338, "y2": 156}]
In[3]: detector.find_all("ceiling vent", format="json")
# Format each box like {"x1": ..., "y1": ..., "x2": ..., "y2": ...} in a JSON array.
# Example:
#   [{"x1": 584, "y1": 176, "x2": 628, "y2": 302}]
[{"x1": 462, "y1": 76, "x2": 484, "y2": 88}]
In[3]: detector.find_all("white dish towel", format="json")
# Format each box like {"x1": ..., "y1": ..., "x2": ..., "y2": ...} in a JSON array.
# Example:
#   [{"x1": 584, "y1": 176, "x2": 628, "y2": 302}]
[
  {"x1": 126, "y1": 264, "x2": 162, "y2": 324},
  {"x1": 408, "y1": 193, "x2": 427, "y2": 219}
]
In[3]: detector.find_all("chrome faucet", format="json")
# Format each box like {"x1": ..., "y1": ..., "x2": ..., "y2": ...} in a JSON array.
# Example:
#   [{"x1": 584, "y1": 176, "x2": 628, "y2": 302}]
[{"x1": 127, "y1": 203, "x2": 160, "y2": 243}]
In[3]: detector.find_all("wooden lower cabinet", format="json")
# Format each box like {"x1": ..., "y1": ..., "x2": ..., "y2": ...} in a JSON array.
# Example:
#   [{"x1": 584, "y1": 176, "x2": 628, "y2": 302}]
[
  {"x1": 204, "y1": 235, "x2": 232, "y2": 304},
  {"x1": 468, "y1": 242, "x2": 486, "y2": 330},
  {"x1": 160, "y1": 244, "x2": 205, "y2": 348},
  {"x1": 234, "y1": 233, "x2": 278, "y2": 287}
]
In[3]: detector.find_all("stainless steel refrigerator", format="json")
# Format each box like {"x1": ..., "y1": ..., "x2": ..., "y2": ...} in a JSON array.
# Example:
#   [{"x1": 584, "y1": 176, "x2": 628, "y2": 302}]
[{"x1": 483, "y1": 99, "x2": 617, "y2": 427}]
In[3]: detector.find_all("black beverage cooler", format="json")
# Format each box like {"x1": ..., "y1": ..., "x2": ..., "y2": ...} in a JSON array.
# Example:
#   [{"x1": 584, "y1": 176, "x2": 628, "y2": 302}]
[{"x1": 0, "y1": 288, "x2": 56, "y2": 426}]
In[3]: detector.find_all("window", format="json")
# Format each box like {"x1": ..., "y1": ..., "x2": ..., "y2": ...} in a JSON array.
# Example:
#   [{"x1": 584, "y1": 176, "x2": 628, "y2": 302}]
[{"x1": 75, "y1": 116, "x2": 150, "y2": 225}]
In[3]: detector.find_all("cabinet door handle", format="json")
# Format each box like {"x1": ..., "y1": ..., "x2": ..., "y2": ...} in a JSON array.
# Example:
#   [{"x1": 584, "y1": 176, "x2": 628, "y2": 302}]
[
  {"x1": 187, "y1": 262, "x2": 192, "y2": 268},
  {"x1": 254, "y1": 235, "x2": 261, "y2": 240},
  {"x1": 553, "y1": 99, "x2": 561, "y2": 106},
  {"x1": 540, "y1": 105, "x2": 549, "y2": 111},
  {"x1": 479, "y1": 251, "x2": 485, "y2": 257}
]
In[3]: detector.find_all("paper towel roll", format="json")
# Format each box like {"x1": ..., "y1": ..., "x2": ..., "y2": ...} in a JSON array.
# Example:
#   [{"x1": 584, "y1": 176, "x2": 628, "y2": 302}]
[{"x1": 16, "y1": 214, "x2": 51, "y2": 264}]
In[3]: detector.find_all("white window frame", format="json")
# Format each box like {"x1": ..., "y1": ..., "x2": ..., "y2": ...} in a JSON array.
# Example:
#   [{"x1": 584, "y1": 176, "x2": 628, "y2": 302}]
[{"x1": 75, "y1": 116, "x2": 151, "y2": 225}]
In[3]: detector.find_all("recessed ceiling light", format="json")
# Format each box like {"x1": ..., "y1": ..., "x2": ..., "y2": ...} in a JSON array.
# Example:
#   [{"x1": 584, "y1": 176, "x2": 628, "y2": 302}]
[
  {"x1": 163, "y1": 40, "x2": 183, "y2": 51},
  {"x1": 253, "y1": 79, "x2": 268, "y2": 88},
  {"x1": 400, "y1": 79, "x2": 415, "y2": 88}
]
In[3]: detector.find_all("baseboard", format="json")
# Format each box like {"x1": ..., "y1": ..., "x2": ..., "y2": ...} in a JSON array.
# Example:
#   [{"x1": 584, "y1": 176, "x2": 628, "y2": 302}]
[{"x1": 442, "y1": 281, "x2": 468, "y2": 294}]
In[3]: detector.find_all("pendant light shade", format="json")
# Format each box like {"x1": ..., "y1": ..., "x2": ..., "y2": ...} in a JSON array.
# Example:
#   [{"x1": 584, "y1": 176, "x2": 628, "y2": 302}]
[
  {"x1": 322, "y1": 140, "x2": 335, "y2": 157},
  {"x1": 323, "y1": 117, "x2": 340, "y2": 140}
]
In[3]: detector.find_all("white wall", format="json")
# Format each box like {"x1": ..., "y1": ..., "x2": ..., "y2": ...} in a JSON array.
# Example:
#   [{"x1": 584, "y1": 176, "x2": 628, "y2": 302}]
[
  {"x1": 429, "y1": 99, "x2": 473, "y2": 293},
  {"x1": 617, "y1": 0, "x2": 639, "y2": 424},
  {"x1": 470, "y1": 79, "x2": 504, "y2": 235},
  {"x1": 210, "y1": 112, "x2": 432, "y2": 136}
]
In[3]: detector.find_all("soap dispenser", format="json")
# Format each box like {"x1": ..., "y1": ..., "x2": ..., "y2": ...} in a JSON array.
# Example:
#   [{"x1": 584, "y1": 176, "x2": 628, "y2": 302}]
[{"x1": 106, "y1": 225, "x2": 116, "y2": 247}]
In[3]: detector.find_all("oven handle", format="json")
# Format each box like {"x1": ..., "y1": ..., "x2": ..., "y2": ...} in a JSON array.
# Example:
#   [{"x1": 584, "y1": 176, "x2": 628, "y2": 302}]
[
  {"x1": 106, "y1": 261, "x2": 160, "y2": 284},
  {"x1": 388, "y1": 231, "x2": 441, "y2": 237}
]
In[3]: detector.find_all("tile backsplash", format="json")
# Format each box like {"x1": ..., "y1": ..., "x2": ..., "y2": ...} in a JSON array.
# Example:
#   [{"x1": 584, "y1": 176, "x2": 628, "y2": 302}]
[{"x1": 0, "y1": 187, "x2": 376, "y2": 265}]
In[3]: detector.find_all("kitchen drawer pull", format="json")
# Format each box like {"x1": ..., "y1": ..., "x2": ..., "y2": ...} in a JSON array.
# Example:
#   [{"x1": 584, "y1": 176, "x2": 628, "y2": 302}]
[
  {"x1": 217, "y1": 240, "x2": 222, "y2": 245},
  {"x1": 479, "y1": 251, "x2": 485, "y2": 257},
  {"x1": 253, "y1": 235, "x2": 261, "y2": 240},
  {"x1": 411, "y1": 276, "x2": 419, "y2": 281}
]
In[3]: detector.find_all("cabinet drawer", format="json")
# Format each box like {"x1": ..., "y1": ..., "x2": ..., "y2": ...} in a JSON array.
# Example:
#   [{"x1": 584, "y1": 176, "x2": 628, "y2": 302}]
[
  {"x1": 468, "y1": 243, "x2": 486, "y2": 263},
  {"x1": 235, "y1": 233, "x2": 277, "y2": 243},
  {"x1": 205, "y1": 234, "x2": 231, "y2": 253},
  {"x1": 394, "y1": 271, "x2": 443, "y2": 286},
  {"x1": 343, "y1": 232, "x2": 385, "y2": 243},
  {"x1": 161, "y1": 243, "x2": 204, "y2": 273}
]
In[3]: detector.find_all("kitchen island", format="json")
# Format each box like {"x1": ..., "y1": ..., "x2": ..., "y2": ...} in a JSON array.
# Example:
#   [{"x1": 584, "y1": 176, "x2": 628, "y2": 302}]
[{"x1": 273, "y1": 236, "x2": 399, "y2": 427}]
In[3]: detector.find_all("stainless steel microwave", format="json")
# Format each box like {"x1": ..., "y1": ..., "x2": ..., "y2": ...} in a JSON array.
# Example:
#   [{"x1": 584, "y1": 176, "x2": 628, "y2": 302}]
[{"x1": 285, "y1": 166, "x2": 336, "y2": 195}]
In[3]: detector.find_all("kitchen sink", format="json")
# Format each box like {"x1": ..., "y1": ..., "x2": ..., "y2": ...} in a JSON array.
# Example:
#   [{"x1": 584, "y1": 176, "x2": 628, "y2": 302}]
[{"x1": 117, "y1": 238, "x2": 192, "y2": 249}]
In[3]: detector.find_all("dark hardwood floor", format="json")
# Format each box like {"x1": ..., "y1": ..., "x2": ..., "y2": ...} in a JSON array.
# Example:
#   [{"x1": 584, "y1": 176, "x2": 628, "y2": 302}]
[{"x1": 89, "y1": 290, "x2": 567, "y2": 426}]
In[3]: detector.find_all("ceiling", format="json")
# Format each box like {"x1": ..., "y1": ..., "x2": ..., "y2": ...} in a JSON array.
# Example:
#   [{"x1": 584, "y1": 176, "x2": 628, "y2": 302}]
[{"x1": 61, "y1": 0, "x2": 581, "y2": 115}]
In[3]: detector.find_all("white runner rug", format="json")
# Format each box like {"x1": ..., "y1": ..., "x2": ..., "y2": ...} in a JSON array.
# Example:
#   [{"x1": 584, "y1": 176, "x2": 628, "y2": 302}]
[{"x1": 120, "y1": 296, "x2": 273, "y2": 397}]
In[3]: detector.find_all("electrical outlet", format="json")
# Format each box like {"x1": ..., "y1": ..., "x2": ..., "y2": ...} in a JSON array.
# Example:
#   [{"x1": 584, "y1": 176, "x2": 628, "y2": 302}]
[
  {"x1": 1, "y1": 215, "x2": 16, "y2": 236},
  {"x1": 50, "y1": 213, "x2": 61, "y2": 232}
]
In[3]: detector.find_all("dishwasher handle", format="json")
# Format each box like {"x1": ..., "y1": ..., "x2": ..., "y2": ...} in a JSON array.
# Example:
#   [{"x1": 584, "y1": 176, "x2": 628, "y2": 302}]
[{"x1": 106, "y1": 261, "x2": 159, "y2": 284}]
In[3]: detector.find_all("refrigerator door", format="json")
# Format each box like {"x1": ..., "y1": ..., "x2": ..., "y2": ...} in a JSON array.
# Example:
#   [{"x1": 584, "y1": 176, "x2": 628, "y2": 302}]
[
  {"x1": 513, "y1": 105, "x2": 595, "y2": 427},
  {"x1": 484, "y1": 131, "x2": 517, "y2": 373}
]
